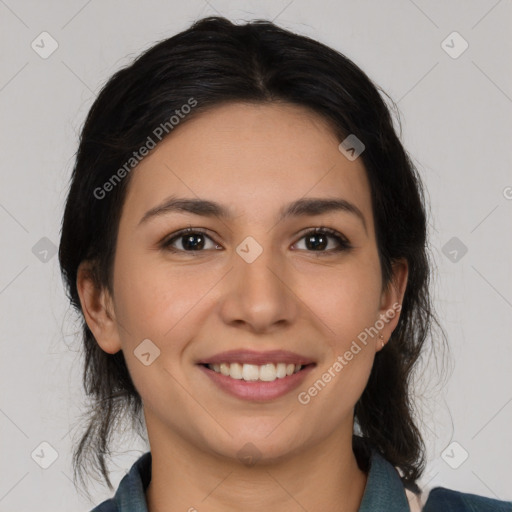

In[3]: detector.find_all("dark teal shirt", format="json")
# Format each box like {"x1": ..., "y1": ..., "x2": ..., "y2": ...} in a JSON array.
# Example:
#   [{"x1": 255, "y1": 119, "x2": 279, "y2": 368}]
[{"x1": 91, "y1": 450, "x2": 512, "y2": 511}]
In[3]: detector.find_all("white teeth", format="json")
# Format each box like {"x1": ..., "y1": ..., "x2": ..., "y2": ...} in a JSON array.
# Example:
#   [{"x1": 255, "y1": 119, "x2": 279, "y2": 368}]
[
  {"x1": 286, "y1": 363, "x2": 295, "y2": 376},
  {"x1": 207, "y1": 362, "x2": 303, "y2": 381},
  {"x1": 260, "y1": 363, "x2": 278, "y2": 381},
  {"x1": 276, "y1": 363, "x2": 287, "y2": 379},
  {"x1": 242, "y1": 364, "x2": 260, "y2": 381},
  {"x1": 230, "y1": 362, "x2": 243, "y2": 380}
]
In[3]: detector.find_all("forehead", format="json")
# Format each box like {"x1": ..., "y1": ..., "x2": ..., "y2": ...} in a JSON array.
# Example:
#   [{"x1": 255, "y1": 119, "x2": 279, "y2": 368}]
[{"x1": 121, "y1": 102, "x2": 373, "y2": 229}]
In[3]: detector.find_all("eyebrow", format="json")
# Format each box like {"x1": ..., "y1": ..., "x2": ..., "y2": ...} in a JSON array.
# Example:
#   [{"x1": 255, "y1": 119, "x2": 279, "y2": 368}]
[{"x1": 138, "y1": 195, "x2": 367, "y2": 233}]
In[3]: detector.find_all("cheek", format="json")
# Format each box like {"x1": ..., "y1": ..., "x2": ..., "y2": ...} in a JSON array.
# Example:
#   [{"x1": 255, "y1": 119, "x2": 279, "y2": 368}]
[
  {"x1": 112, "y1": 251, "x2": 209, "y2": 338},
  {"x1": 111, "y1": 256, "x2": 207, "y2": 407},
  {"x1": 301, "y1": 325, "x2": 376, "y2": 419},
  {"x1": 295, "y1": 257, "x2": 383, "y2": 343}
]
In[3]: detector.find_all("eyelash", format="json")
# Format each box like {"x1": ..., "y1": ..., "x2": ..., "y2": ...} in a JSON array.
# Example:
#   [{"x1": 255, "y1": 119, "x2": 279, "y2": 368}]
[{"x1": 160, "y1": 226, "x2": 352, "y2": 256}]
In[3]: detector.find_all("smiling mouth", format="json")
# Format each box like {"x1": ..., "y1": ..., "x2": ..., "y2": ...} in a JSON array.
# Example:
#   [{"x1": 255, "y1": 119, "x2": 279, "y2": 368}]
[{"x1": 200, "y1": 362, "x2": 314, "y2": 382}]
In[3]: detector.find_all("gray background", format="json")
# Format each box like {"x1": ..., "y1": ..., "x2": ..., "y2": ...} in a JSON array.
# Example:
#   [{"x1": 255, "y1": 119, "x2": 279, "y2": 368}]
[{"x1": 1, "y1": 0, "x2": 511, "y2": 510}]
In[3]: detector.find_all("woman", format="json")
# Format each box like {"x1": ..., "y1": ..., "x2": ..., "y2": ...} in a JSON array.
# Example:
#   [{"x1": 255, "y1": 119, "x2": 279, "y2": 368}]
[{"x1": 58, "y1": 16, "x2": 511, "y2": 511}]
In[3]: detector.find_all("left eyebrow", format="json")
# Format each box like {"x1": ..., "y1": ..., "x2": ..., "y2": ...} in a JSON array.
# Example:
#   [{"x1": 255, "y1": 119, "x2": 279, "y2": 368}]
[
  {"x1": 138, "y1": 195, "x2": 367, "y2": 234},
  {"x1": 279, "y1": 197, "x2": 367, "y2": 234}
]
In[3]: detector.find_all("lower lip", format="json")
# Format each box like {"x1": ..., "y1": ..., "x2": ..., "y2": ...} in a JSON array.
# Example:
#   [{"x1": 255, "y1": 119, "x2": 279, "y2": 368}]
[{"x1": 197, "y1": 364, "x2": 315, "y2": 401}]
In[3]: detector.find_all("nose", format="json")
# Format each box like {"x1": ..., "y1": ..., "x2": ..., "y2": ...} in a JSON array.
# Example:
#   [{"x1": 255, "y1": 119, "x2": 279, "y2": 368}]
[{"x1": 218, "y1": 239, "x2": 299, "y2": 334}]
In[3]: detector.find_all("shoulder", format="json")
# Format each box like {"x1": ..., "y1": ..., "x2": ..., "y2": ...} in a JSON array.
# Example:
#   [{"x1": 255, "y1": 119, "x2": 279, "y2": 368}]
[
  {"x1": 90, "y1": 499, "x2": 117, "y2": 512},
  {"x1": 88, "y1": 451, "x2": 152, "y2": 512},
  {"x1": 423, "y1": 486, "x2": 512, "y2": 511}
]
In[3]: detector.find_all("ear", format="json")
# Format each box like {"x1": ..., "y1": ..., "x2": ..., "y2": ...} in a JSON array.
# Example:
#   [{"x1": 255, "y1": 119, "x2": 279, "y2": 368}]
[
  {"x1": 376, "y1": 258, "x2": 408, "y2": 350},
  {"x1": 76, "y1": 261, "x2": 122, "y2": 354}
]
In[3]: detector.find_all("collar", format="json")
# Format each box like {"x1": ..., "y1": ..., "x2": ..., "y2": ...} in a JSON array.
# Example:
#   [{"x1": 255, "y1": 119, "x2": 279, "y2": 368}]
[
  {"x1": 357, "y1": 448, "x2": 411, "y2": 511},
  {"x1": 99, "y1": 446, "x2": 410, "y2": 511}
]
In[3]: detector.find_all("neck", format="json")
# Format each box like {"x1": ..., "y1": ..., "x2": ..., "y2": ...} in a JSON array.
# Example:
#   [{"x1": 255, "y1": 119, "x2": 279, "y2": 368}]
[{"x1": 145, "y1": 423, "x2": 368, "y2": 512}]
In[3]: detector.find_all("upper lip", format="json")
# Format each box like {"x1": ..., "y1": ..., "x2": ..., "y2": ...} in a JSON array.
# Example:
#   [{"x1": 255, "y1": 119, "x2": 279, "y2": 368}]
[{"x1": 197, "y1": 349, "x2": 316, "y2": 366}]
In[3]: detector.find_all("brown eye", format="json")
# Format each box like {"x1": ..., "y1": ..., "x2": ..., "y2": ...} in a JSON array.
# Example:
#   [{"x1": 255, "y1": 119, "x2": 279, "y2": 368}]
[
  {"x1": 161, "y1": 228, "x2": 222, "y2": 253},
  {"x1": 292, "y1": 227, "x2": 352, "y2": 254}
]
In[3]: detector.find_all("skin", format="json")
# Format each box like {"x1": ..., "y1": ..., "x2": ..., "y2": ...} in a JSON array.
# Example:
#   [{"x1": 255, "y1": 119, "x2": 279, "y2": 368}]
[{"x1": 77, "y1": 102, "x2": 408, "y2": 512}]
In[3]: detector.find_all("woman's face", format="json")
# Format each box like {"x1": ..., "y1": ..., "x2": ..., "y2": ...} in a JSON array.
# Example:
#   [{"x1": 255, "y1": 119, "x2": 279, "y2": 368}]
[{"x1": 81, "y1": 101, "x2": 407, "y2": 463}]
